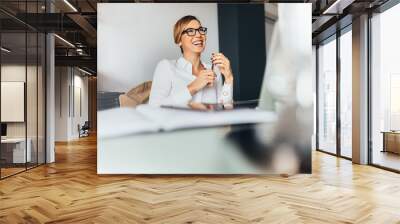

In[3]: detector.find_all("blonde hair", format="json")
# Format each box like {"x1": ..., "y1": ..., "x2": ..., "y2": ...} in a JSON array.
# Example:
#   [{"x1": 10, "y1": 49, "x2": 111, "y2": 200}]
[{"x1": 173, "y1": 15, "x2": 200, "y2": 52}]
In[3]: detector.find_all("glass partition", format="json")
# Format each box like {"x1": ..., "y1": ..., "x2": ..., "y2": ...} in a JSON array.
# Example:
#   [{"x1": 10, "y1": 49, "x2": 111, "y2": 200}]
[
  {"x1": 317, "y1": 36, "x2": 337, "y2": 154},
  {"x1": 26, "y1": 0, "x2": 45, "y2": 169},
  {"x1": 38, "y1": 32, "x2": 46, "y2": 165},
  {"x1": 0, "y1": 1, "x2": 46, "y2": 179},
  {"x1": 370, "y1": 3, "x2": 400, "y2": 171},
  {"x1": 316, "y1": 27, "x2": 353, "y2": 160},
  {"x1": 1, "y1": 31, "x2": 28, "y2": 177},
  {"x1": 27, "y1": 31, "x2": 38, "y2": 169},
  {"x1": 339, "y1": 28, "x2": 352, "y2": 158}
]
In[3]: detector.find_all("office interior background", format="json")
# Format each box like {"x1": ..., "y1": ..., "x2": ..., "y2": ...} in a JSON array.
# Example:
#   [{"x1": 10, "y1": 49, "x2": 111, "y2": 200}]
[
  {"x1": 0, "y1": 0, "x2": 400, "y2": 222},
  {"x1": 1, "y1": 0, "x2": 399, "y2": 178}
]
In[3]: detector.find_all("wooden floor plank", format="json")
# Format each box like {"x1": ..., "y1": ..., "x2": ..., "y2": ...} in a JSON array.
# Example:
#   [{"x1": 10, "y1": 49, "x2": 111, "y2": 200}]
[{"x1": 0, "y1": 135, "x2": 400, "y2": 223}]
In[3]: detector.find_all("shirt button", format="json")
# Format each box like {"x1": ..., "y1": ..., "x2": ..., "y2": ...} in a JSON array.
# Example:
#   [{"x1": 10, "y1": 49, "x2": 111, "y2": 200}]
[{"x1": 223, "y1": 91, "x2": 228, "y2": 96}]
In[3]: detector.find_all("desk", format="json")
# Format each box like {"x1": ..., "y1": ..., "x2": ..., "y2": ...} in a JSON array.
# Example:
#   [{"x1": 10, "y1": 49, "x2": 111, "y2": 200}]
[
  {"x1": 382, "y1": 131, "x2": 400, "y2": 154},
  {"x1": 1, "y1": 138, "x2": 31, "y2": 163},
  {"x1": 98, "y1": 124, "x2": 311, "y2": 175}
]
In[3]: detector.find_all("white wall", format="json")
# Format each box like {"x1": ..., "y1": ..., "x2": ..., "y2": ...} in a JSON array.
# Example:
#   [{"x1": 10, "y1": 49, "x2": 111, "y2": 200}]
[
  {"x1": 1, "y1": 64, "x2": 46, "y2": 163},
  {"x1": 72, "y1": 74, "x2": 89, "y2": 138},
  {"x1": 1, "y1": 66, "x2": 26, "y2": 125},
  {"x1": 55, "y1": 67, "x2": 68, "y2": 141},
  {"x1": 55, "y1": 67, "x2": 89, "y2": 141},
  {"x1": 1, "y1": 65, "x2": 39, "y2": 137},
  {"x1": 97, "y1": 3, "x2": 220, "y2": 92},
  {"x1": 1, "y1": 82, "x2": 24, "y2": 122}
]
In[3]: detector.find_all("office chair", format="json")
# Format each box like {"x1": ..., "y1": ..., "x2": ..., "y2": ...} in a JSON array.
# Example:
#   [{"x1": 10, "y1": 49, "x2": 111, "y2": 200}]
[{"x1": 79, "y1": 121, "x2": 90, "y2": 138}]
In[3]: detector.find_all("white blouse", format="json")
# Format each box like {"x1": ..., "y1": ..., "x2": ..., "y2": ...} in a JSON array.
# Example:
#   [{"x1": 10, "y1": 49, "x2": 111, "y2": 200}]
[{"x1": 149, "y1": 57, "x2": 233, "y2": 106}]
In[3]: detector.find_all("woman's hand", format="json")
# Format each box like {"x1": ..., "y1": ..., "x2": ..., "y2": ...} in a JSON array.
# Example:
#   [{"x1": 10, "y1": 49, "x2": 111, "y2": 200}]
[
  {"x1": 187, "y1": 69, "x2": 215, "y2": 95},
  {"x1": 189, "y1": 102, "x2": 215, "y2": 111},
  {"x1": 211, "y1": 53, "x2": 234, "y2": 84}
]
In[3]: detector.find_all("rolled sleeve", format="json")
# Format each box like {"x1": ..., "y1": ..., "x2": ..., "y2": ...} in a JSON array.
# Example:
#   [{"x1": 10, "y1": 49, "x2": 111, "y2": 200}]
[{"x1": 220, "y1": 83, "x2": 233, "y2": 103}]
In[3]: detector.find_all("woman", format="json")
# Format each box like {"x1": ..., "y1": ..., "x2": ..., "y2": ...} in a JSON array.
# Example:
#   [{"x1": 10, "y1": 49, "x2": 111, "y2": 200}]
[{"x1": 149, "y1": 15, "x2": 234, "y2": 106}]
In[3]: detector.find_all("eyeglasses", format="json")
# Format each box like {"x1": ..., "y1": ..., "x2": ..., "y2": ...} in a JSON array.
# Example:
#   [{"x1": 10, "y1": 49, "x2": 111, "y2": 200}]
[{"x1": 182, "y1": 27, "x2": 208, "y2": 36}]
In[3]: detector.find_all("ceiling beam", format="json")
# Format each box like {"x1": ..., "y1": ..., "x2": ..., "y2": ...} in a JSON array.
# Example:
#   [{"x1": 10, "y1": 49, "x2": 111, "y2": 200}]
[
  {"x1": 67, "y1": 13, "x2": 97, "y2": 37},
  {"x1": 322, "y1": 0, "x2": 356, "y2": 14},
  {"x1": 55, "y1": 55, "x2": 96, "y2": 70}
]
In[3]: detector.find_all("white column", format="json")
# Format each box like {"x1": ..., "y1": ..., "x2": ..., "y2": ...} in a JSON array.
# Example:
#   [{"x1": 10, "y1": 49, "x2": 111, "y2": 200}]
[
  {"x1": 352, "y1": 14, "x2": 369, "y2": 164},
  {"x1": 46, "y1": 32, "x2": 55, "y2": 163}
]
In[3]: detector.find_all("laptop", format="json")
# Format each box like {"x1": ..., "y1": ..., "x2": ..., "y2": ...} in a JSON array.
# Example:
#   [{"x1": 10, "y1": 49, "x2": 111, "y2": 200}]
[{"x1": 161, "y1": 99, "x2": 260, "y2": 111}]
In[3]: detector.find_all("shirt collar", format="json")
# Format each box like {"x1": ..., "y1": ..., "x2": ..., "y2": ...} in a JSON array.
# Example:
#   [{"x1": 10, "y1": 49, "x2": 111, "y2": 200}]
[{"x1": 177, "y1": 56, "x2": 210, "y2": 74}]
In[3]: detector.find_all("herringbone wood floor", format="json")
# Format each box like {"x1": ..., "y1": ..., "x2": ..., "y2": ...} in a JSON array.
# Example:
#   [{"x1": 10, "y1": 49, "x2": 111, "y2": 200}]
[{"x1": 1, "y1": 135, "x2": 400, "y2": 224}]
